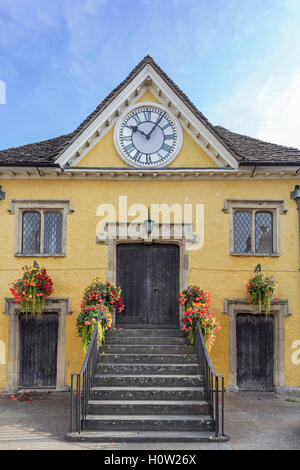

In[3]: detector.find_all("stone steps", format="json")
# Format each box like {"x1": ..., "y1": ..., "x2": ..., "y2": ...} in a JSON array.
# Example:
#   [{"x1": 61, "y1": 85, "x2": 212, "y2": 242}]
[
  {"x1": 93, "y1": 374, "x2": 203, "y2": 387},
  {"x1": 97, "y1": 363, "x2": 199, "y2": 375},
  {"x1": 105, "y1": 336, "x2": 188, "y2": 345},
  {"x1": 90, "y1": 386, "x2": 205, "y2": 400},
  {"x1": 103, "y1": 344, "x2": 193, "y2": 353},
  {"x1": 66, "y1": 430, "x2": 216, "y2": 443},
  {"x1": 83, "y1": 414, "x2": 213, "y2": 432},
  {"x1": 66, "y1": 327, "x2": 217, "y2": 443},
  {"x1": 88, "y1": 400, "x2": 209, "y2": 415},
  {"x1": 99, "y1": 354, "x2": 197, "y2": 364}
]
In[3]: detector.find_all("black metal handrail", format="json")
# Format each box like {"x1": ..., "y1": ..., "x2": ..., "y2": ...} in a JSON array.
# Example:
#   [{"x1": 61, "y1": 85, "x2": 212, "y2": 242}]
[
  {"x1": 194, "y1": 321, "x2": 228, "y2": 440},
  {"x1": 69, "y1": 323, "x2": 100, "y2": 434}
]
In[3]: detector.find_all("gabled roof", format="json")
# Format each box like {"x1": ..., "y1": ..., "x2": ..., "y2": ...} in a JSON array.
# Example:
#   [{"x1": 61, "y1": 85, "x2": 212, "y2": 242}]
[
  {"x1": 215, "y1": 126, "x2": 300, "y2": 165},
  {"x1": 0, "y1": 55, "x2": 300, "y2": 168}
]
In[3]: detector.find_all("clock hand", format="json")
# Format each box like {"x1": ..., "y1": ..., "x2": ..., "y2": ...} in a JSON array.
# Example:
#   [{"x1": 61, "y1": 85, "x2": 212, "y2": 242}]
[
  {"x1": 128, "y1": 125, "x2": 148, "y2": 138},
  {"x1": 147, "y1": 113, "x2": 165, "y2": 139}
]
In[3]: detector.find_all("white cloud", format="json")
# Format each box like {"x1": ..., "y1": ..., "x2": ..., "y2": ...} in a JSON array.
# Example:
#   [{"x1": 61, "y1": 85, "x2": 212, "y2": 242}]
[
  {"x1": 208, "y1": 69, "x2": 300, "y2": 149},
  {"x1": 257, "y1": 71, "x2": 300, "y2": 148}
]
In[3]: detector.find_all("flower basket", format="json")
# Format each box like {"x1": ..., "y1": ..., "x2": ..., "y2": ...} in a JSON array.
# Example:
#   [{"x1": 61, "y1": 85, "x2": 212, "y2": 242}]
[
  {"x1": 246, "y1": 265, "x2": 277, "y2": 314},
  {"x1": 76, "y1": 277, "x2": 125, "y2": 353},
  {"x1": 178, "y1": 286, "x2": 220, "y2": 350},
  {"x1": 10, "y1": 261, "x2": 54, "y2": 317},
  {"x1": 76, "y1": 303, "x2": 112, "y2": 354},
  {"x1": 178, "y1": 286, "x2": 211, "y2": 309}
]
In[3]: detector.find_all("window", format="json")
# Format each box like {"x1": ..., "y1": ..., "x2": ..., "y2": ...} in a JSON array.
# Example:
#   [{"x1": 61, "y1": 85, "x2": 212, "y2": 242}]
[
  {"x1": 8, "y1": 200, "x2": 74, "y2": 257},
  {"x1": 223, "y1": 199, "x2": 287, "y2": 256},
  {"x1": 22, "y1": 210, "x2": 63, "y2": 255},
  {"x1": 233, "y1": 210, "x2": 273, "y2": 254}
]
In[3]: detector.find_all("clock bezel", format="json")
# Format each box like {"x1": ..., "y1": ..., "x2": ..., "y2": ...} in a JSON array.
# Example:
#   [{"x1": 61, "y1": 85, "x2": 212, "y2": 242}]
[{"x1": 113, "y1": 102, "x2": 183, "y2": 168}]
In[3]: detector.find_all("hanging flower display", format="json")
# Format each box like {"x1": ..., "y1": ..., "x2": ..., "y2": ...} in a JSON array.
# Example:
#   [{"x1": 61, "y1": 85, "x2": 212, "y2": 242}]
[
  {"x1": 178, "y1": 285, "x2": 211, "y2": 309},
  {"x1": 246, "y1": 265, "x2": 278, "y2": 315},
  {"x1": 182, "y1": 305, "x2": 221, "y2": 351},
  {"x1": 80, "y1": 277, "x2": 125, "y2": 314},
  {"x1": 76, "y1": 302, "x2": 112, "y2": 354},
  {"x1": 76, "y1": 278, "x2": 125, "y2": 353},
  {"x1": 178, "y1": 285, "x2": 220, "y2": 349},
  {"x1": 10, "y1": 261, "x2": 54, "y2": 316}
]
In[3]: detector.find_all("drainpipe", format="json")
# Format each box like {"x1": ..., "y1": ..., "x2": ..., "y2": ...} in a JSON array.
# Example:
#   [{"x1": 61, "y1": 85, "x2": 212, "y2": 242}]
[{"x1": 290, "y1": 185, "x2": 300, "y2": 268}]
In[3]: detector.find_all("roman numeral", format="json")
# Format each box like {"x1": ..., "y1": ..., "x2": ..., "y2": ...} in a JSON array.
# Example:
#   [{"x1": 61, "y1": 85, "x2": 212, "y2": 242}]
[
  {"x1": 143, "y1": 110, "x2": 151, "y2": 121},
  {"x1": 162, "y1": 143, "x2": 172, "y2": 152},
  {"x1": 132, "y1": 114, "x2": 141, "y2": 124},
  {"x1": 124, "y1": 143, "x2": 135, "y2": 153},
  {"x1": 122, "y1": 135, "x2": 132, "y2": 141},
  {"x1": 164, "y1": 134, "x2": 174, "y2": 141},
  {"x1": 132, "y1": 151, "x2": 142, "y2": 162},
  {"x1": 161, "y1": 123, "x2": 171, "y2": 130},
  {"x1": 145, "y1": 154, "x2": 152, "y2": 164}
]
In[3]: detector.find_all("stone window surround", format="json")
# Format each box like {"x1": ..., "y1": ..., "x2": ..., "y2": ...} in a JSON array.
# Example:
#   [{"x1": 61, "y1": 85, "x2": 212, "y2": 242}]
[
  {"x1": 8, "y1": 199, "x2": 74, "y2": 257},
  {"x1": 4, "y1": 297, "x2": 72, "y2": 393},
  {"x1": 223, "y1": 298, "x2": 292, "y2": 392},
  {"x1": 222, "y1": 199, "x2": 287, "y2": 257},
  {"x1": 96, "y1": 221, "x2": 199, "y2": 328}
]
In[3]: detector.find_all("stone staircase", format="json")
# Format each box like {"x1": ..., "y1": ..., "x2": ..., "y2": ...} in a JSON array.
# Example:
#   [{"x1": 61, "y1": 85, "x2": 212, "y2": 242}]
[{"x1": 68, "y1": 327, "x2": 216, "y2": 442}]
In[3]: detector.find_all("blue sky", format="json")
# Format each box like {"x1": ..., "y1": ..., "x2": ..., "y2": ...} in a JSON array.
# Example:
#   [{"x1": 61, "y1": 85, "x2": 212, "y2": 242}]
[{"x1": 1, "y1": 0, "x2": 300, "y2": 150}]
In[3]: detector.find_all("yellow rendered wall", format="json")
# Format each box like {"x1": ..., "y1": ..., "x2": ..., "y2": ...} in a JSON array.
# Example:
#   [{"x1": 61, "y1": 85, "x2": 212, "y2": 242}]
[{"x1": 0, "y1": 177, "x2": 300, "y2": 390}]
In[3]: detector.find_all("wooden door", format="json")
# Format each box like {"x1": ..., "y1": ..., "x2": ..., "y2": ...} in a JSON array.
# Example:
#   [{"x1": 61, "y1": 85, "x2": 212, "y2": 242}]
[
  {"x1": 116, "y1": 243, "x2": 179, "y2": 325},
  {"x1": 236, "y1": 313, "x2": 274, "y2": 391},
  {"x1": 19, "y1": 313, "x2": 58, "y2": 388}
]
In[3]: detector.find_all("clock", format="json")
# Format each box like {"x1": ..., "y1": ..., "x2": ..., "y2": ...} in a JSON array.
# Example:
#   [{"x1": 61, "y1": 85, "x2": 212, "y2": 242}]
[{"x1": 114, "y1": 102, "x2": 182, "y2": 168}]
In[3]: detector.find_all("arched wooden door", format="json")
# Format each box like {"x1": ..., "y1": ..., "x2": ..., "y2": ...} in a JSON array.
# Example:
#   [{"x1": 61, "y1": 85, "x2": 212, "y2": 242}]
[{"x1": 116, "y1": 243, "x2": 179, "y2": 326}]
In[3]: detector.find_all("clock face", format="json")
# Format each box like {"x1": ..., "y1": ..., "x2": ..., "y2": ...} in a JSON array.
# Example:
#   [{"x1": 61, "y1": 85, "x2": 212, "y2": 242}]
[{"x1": 114, "y1": 104, "x2": 182, "y2": 168}]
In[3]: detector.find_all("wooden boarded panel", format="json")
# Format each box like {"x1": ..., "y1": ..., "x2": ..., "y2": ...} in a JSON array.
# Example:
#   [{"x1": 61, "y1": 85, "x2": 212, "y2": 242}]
[
  {"x1": 116, "y1": 243, "x2": 150, "y2": 325},
  {"x1": 116, "y1": 243, "x2": 179, "y2": 325},
  {"x1": 150, "y1": 244, "x2": 179, "y2": 324},
  {"x1": 19, "y1": 313, "x2": 58, "y2": 387},
  {"x1": 236, "y1": 313, "x2": 274, "y2": 391}
]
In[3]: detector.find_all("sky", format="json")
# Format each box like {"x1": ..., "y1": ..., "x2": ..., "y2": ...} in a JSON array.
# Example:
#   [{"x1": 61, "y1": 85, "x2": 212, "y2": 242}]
[{"x1": 1, "y1": 0, "x2": 300, "y2": 150}]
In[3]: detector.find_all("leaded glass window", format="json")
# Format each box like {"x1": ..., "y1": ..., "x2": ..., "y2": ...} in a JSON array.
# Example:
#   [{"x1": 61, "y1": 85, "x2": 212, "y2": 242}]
[
  {"x1": 44, "y1": 212, "x2": 63, "y2": 254},
  {"x1": 234, "y1": 211, "x2": 252, "y2": 253},
  {"x1": 233, "y1": 210, "x2": 273, "y2": 254},
  {"x1": 255, "y1": 212, "x2": 273, "y2": 254},
  {"x1": 22, "y1": 211, "x2": 41, "y2": 254},
  {"x1": 21, "y1": 210, "x2": 63, "y2": 255}
]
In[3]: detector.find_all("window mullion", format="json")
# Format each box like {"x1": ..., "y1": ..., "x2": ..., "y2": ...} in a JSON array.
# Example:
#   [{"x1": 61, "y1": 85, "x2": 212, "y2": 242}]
[
  {"x1": 251, "y1": 210, "x2": 255, "y2": 253},
  {"x1": 40, "y1": 210, "x2": 45, "y2": 254}
]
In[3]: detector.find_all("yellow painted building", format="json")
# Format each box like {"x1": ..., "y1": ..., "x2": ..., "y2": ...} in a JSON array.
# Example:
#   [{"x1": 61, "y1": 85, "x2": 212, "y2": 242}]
[{"x1": 0, "y1": 56, "x2": 299, "y2": 394}]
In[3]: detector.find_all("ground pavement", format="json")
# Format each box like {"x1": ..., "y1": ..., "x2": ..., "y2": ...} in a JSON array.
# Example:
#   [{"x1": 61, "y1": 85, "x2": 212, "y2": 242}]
[{"x1": 0, "y1": 390, "x2": 299, "y2": 450}]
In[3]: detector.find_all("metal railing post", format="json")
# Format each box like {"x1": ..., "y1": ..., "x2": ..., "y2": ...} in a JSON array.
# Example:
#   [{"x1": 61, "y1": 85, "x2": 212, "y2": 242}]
[
  {"x1": 69, "y1": 322, "x2": 101, "y2": 434},
  {"x1": 194, "y1": 321, "x2": 229, "y2": 440}
]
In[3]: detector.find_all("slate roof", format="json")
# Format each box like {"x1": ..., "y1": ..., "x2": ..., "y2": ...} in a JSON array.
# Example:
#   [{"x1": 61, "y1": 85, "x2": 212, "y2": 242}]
[
  {"x1": 0, "y1": 55, "x2": 300, "y2": 168},
  {"x1": 214, "y1": 126, "x2": 300, "y2": 166}
]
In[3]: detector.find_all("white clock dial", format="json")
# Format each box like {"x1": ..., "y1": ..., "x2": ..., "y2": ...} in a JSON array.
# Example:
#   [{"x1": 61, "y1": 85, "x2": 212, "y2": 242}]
[{"x1": 114, "y1": 103, "x2": 182, "y2": 168}]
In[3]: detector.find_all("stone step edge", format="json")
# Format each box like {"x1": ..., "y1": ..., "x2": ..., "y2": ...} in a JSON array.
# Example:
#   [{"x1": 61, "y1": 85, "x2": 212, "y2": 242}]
[
  {"x1": 97, "y1": 362, "x2": 199, "y2": 368},
  {"x1": 102, "y1": 343, "x2": 192, "y2": 349},
  {"x1": 65, "y1": 430, "x2": 228, "y2": 442},
  {"x1": 91, "y1": 386, "x2": 204, "y2": 390},
  {"x1": 85, "y1": 414, "x2": 212, "y2": 421},
  {"x1": 88, "y1": 400, "x2": 207, "y2": 405},
  {"x1": 100, "y1": 354, "x2": 196, "y2": 357},
  {"x1": 93, "y1": 374, "x2": 202, "y2": 378}
]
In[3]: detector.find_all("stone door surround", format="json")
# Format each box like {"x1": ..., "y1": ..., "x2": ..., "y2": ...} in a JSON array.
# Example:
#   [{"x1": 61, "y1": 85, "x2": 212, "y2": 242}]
[
  {"x1": 97, "y1": 222, "x2": 199, "y2": 327},
  {"x1": 223, "y1": 298, "x2": 292, "y2": 392},
  {"x1": 4, "y1": 298, "x2": 72, "y2": 393}
]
